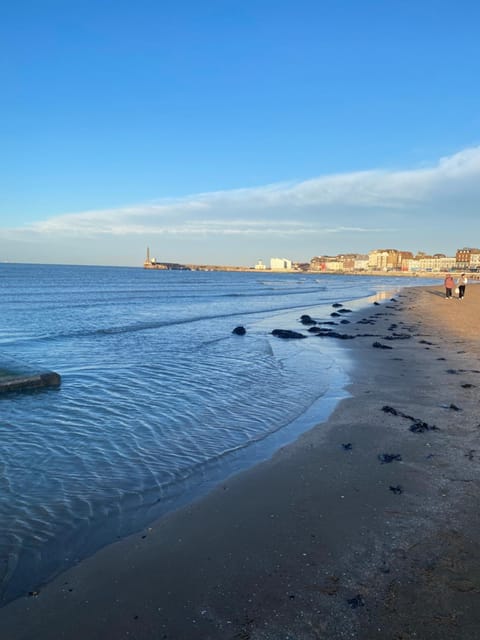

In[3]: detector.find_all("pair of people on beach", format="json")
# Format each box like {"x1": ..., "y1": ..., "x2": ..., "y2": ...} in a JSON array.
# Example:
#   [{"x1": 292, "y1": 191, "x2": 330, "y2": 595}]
[{"x1": 444, "y1": 273, "x2": 467, "y2": 299}]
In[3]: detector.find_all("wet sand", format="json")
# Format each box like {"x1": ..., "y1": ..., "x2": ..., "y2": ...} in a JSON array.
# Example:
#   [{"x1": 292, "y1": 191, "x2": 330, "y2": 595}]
[{"x1": 1, "y1": 284, "x2": 480, "y2": 639}]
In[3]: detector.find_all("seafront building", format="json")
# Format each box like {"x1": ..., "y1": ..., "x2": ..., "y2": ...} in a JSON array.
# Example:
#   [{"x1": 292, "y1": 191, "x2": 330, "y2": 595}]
[
  {"x1": 143, "y1": 246, "x2": 480, "y2": 274},
  {"x1": 270, "y1": 257, "x2": 292, "y2": 270},
  {"x1": 309, "y1": 247, "x2": 480, "y2": 274}
]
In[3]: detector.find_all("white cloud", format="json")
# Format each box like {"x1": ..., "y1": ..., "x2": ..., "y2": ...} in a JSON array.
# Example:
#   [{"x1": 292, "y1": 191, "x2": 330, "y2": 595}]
[{"x1": 2, "y1": 146, "x2": 480, "y2": 265}]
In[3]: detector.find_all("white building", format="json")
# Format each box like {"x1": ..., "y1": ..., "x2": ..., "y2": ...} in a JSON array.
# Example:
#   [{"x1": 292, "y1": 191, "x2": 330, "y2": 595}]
[
  {"x1": 354, "y1": 257, "x2": 369, "y2": 271},
  {"x1": 254, "y1": 259, "x2": 266, "y2": 270},
  {"x1": 270, "y1": 257, "x2": 292, "y2": 270},
  {"x1": 469, "y1": 253, "x2": 480, "y2": 268},
  {"x1": 417, "y1": 256, "x2": 456, "y2": 271},
  {"x1": 324, "y1": 260, "x2": 344, "y2": 272}
]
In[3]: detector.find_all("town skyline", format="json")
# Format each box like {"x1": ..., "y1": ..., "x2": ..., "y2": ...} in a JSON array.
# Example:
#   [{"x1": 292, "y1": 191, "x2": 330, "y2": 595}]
[{"x1": 142, "y1": 246, "x2": 480, "y2": 273}]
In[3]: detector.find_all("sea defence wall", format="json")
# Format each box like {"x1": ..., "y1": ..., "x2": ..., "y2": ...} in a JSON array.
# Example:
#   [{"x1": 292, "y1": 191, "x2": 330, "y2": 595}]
[{"x1": 0, "y1": 354, "x2": 61, "y2": 393}]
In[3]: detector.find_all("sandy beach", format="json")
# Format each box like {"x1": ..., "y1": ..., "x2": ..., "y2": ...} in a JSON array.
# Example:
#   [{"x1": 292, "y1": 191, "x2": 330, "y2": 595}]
[{"x1": 1, "y1": 283, "x2": 479, "y2": 640}]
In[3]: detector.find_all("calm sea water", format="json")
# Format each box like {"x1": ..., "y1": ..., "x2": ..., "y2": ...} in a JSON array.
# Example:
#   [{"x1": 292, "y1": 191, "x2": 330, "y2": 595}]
[{"x1": 0, "y1": 264, "x2": 437, "y2": 603}]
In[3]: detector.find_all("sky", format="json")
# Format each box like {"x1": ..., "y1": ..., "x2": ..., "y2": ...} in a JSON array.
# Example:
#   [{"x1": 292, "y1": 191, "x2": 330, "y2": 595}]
[{"x1": 1, "y1": 0, "x2": 479, "y2": 267}]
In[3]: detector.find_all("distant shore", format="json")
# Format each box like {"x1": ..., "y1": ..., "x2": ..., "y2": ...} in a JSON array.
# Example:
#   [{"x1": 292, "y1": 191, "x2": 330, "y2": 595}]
[
  {"x1": 149, "y1": 263, "x2": 480, "y2": 280},
  {"x1": 2, "y1": 283, "x2": 480, "y2": 639}
]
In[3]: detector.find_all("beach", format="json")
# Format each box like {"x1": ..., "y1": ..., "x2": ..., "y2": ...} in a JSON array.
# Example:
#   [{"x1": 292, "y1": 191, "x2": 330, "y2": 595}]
[{"x1": 1, "y1": 283, "x2": 479, "y2": 639}]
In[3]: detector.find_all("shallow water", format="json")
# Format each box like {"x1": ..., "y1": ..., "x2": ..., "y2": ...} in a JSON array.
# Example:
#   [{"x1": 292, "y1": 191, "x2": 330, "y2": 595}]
[{"x1": 0, "y1": 264, "x2": 437, "y2": 603}]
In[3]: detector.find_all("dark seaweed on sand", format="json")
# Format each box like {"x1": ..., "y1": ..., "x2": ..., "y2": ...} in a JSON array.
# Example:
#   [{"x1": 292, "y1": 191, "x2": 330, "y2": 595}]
[
  {"x1": 378, "y1": 453, "x2": 402, "y2": 464},
  {"x1": 389, "y1": 485, "x2": 403, "y2": 494},
  {"x1": 372, "y1": 341, "x2": 393, "y2": 349},
  {"x1": 347, "y1": 594, "x2": 365, "y2": 608},
  {"x1": 381, "y1": 406, "x2": 438, "y2": 433}
]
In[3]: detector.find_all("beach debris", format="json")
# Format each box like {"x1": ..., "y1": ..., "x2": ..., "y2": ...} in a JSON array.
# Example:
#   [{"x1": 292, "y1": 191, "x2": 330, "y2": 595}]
[
  {"x1": 389, "y1": 485, "x2": 403, "y2": 494},
  {"x1": 373, "y1": 301, "x2": 380, "y2": 305},
  {"x1": 347, "y1": 594, "x2": 365, "y2": 609},
  {"x1": 461, "y1": 383, "x2": 475, "y2": 388},
  {"x1": 390, "y1": 297, "x2": 398, "y2": 302},
  {"x1": 319, "y1": 320, "x2": 337, "y2": 325},
  {"x1": 383, "y1": 333, "x2": 411, "y2": 340},
  {"x1": 300, "y1": 314, "x2": 316, "y2": 325},
  {"x1": 338, "y1": 308, "x2": 352, "y2": 314},
  {"x1": 372, "y1": 341, "x2": 393, "y2": 349},
  {"x1": 271, "y1": 329, "x2": 306, "y2": 340},
  {"x1": 342, "y1": 443, "x2": 353, "y2": 451},
  {"x1": 419, "y1": 339, "x2": 434, "y2": 345},
  {"x1": 381, "y1": 406, "x2": 438, "y2": 432},
  {"x1": 357, "y1": 318, "x2": 376, "y2": 325},
  {"x1": 315, "y1": 330, "x2": 355, "y2": 340},
  {"x1": 388, "y1": 323, "x2": 398, "y2": 330},
  {"x1": 440, "y1": 402, "x2": 462, "y2": 411},
  {"x1": 311, "y1": 328, "x2": 336, "y2": 336},
  {"x1": 382, "y1": 405, "x2": 404, "y2": 417},
  {"x1": 232, "y1": 326, "x2": 246, "y2": 335},
  {"x1": 308, "y1": 326, "x2": 323, "y2": 333},
  {"x1": 28, "y1": 590, "x2": 40, "y2": 597},
  {"x1": 448, "y1": 403, "x2": 462, "y2": 411},
  {"x1": 340, "y1": 319, "x2": 350, "y2": 324},
  {"x1": 409, "y1": 420, "x2": 438, "y2": 433},
  {"x1": 378, "y1": 453, "x2": 402, "y2": 464},
  {"x1": 331, "y1": 312, "x2": 341, "y2": 317},
  {"x1": 332, "y1": 303, "x2": 343, "y2": 308},
  {"x1": 446, "y1": 369, "x2": 459, "y2": 374},
  {"x1": 465, "y1": 449, "x2": 476, "y2": 461}
]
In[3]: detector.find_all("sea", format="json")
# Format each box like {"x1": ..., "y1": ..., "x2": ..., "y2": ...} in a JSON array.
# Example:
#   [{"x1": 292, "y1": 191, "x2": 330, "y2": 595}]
[{"x1": 0, "y1": 264, "x2": 438, "y2": 604}]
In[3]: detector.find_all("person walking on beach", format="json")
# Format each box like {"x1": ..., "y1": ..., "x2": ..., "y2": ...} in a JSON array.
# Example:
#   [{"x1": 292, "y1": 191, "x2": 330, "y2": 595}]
[
  {"x1": 457, "y1": 273, "x2": 468, "y2": 299},
  {"x1": 444, "y1": 274, "x2": 455, "y2": 299}
]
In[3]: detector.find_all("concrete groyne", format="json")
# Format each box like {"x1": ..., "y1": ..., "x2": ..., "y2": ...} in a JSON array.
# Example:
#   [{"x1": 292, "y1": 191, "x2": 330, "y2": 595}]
[{"x1": 0, "y1": 355, "x2": 61, "y2": 393}]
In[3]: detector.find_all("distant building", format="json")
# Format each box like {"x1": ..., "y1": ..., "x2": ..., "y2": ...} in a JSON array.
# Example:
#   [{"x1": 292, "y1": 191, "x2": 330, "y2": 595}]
[
  {"x1": 353, "y1": 255, "x2": 369, "y2": 271},
  {"x1": 469, "y1": 253, "x2": 480, "y2": 269},
  {"x1": 367, "y1": 249, "x2": 414, "y2": 271},
  {"x1": 417, "y1": 255, "x2": 455, "y2": 272},
  {"x1": 368, "y1": 249, "x2": 399, "y2": 270},
  {"x1": 143, "y1": 247, "x2": 189, "y2": 270},
  {"x1": 309, "y1": 256, "x2": 335, "y2": 271},
  {"x1": 270, "y1": 257, "x2": 292, "y2": 270},
  {"x1": 254, "y1": 259, "x2": 266, "y2": 270},
  {"x1": 455, "y1": 247, "x2": 480, "y2": 270},
  {"x1": 293, "y1": 262, "x2": 311, "y2": 271}
]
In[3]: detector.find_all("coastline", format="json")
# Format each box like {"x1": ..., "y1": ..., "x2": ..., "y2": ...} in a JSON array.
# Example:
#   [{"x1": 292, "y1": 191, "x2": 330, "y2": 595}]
[{"x1": 2, "y1": 283, "x2": 480, "y2": 639}]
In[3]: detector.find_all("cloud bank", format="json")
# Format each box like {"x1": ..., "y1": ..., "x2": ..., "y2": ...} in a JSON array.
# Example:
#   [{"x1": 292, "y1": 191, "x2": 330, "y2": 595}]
[{"x1": 2, "y1": 146, "x2": 480, "y2": 265}]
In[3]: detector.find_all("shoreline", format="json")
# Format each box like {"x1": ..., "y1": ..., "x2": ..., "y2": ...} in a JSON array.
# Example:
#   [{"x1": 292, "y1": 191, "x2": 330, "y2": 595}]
[{"x1": 2, "y1": 283, "x2": 480, "y2": 638}]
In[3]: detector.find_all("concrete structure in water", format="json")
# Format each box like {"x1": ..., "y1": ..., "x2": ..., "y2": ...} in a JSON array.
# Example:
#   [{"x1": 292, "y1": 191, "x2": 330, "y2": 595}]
[{"x1": 0, "y1": 355, "x2": 61, "y2": 393}]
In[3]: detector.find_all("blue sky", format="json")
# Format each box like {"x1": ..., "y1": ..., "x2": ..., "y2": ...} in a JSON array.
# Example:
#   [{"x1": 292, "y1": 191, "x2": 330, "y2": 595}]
[{"x1": 1, "y1": 0, "x2": 479, "y2": 266}]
